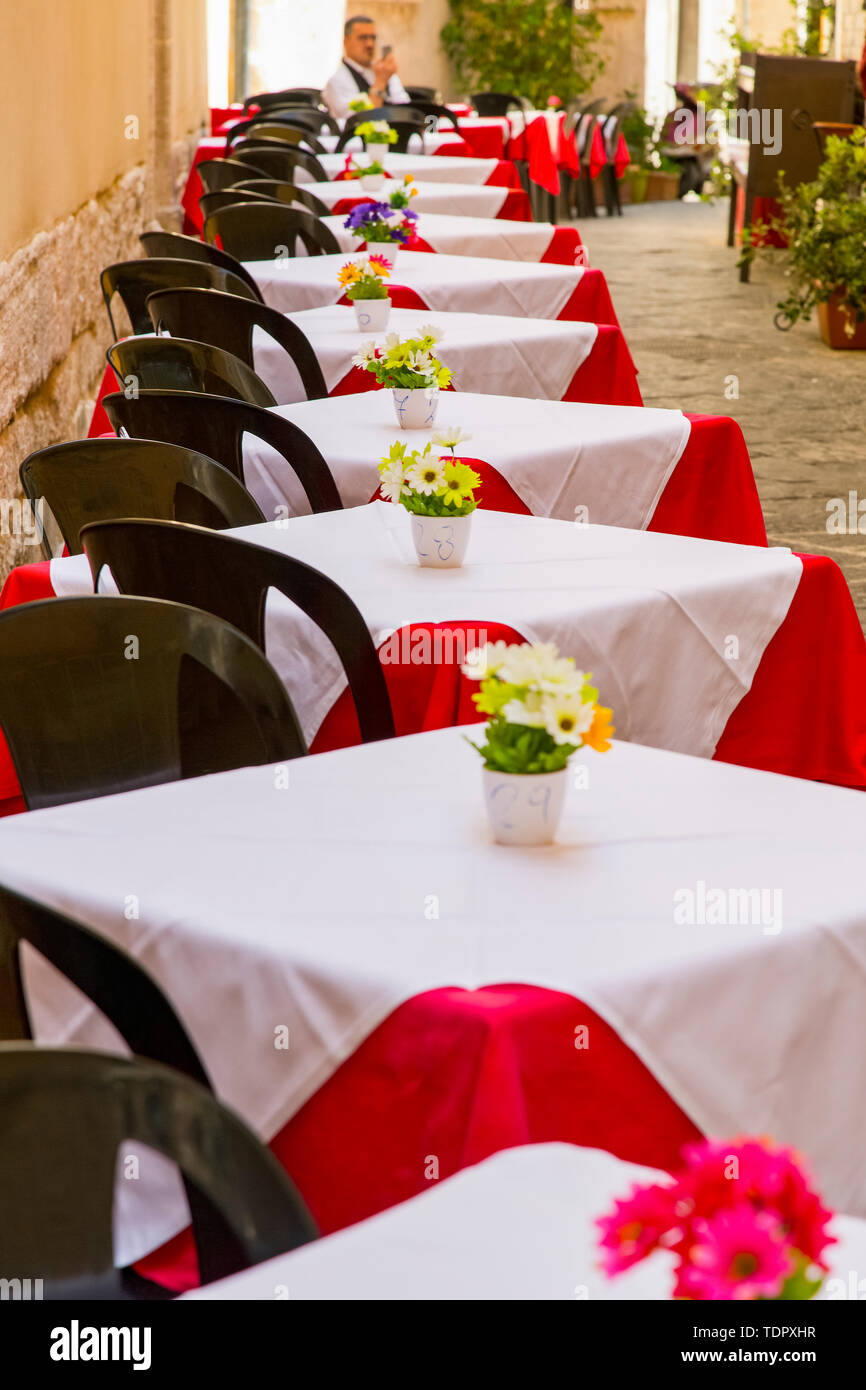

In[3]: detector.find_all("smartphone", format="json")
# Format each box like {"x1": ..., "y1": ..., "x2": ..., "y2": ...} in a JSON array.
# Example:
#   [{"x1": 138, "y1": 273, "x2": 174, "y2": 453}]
[{"x1": 381, "y1": 45, "x2": 392, "y2": 58}]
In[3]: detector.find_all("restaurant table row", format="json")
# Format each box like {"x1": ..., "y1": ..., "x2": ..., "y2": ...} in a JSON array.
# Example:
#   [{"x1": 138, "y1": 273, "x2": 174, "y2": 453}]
[
  {"x1": 2, "y1": 505, "x2": 863, "y2": 816},
  {"x1": 87, "y1": 306, "x2": 642, "y2": 433},
  {"x1": 1, "y1": 725, "x2": 865, "y2": 1287},
  {"x1": 183, "y1": 1142, "x2": 866, "y2": 1300},
  {"x1": 307, "y1": 178, "x2": 533, "y2": 223},
  {"x1": 316, "y1": 206, "x2": 585, "y2": 265},
  {"x1": 182, "y1": 142, "x2": 527, "y2": 235}
]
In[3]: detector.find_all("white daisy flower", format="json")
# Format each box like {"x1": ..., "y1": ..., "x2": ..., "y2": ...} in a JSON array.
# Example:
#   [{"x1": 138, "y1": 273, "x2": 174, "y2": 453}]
[
  {"x1": 543, "y1": 693, "x2": 594, "y2": 745},
  {"x1": 461, "y1": 640, "x2": 511, "y2": 680},
  {"x1": 431, "y1": 425, "x2": 472, "y2": 450},
  {"x1": 378, "y1": 459, "x2": 407, "y2": 504},
  {"x1": 406, "y1": 456, "x2": 446, "y2": 496},
  {"x1": 350, "y1": 340, "x2": 377, "y2": 367},
  {"x1": 418, "y1": 323, "x2": 444, "y2": 344},
  {"x1": 502, "y1": 694, "x2": 547, "y2": 728}
]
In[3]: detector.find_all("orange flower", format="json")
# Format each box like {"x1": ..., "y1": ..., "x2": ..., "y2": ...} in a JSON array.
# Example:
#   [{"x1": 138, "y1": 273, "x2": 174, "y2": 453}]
[
  {"x1": 367, "y1": 254, "x2": 392, "y2": 279},
  {"x1": 337, "y1": 262, "x2": 362, "y2": 288},
  {"x1": 583, "y1": 705, "x2": 615, "y2": 753}
]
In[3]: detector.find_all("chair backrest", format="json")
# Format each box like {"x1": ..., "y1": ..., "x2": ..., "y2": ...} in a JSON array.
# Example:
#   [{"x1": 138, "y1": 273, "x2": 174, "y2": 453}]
[
  {"x1": 0, "y1": 1044, "x2": 317, "y2": 1294},
  {"x1": 200, "y1": 188, "x2": 282, "y2": 221},
  {"x1": 245, "y1": 87, "x2": 322, "y2": 111},
  {"x1": 226, "y1": 120, "x2": 325, "y2": 155},
  {"x1": 82, "y1": 520, "x2": 396, "y2": 745},
  {"x1": 197, "y1": 155, "x2": 272, "y2": 192},
  {"x1": 336, "y1": 106, "x2": 427, "y2": 153},
  {"x1": 204, "y1": 202, "x2": 339, "y2": 260},
  {"x1": 101, "y1": 258, "x2": 261, "y2": 337},
  {"x1": 471, "y1": 91, "x2": 528, "y2": 117},
  {"x1": 233, "y1": 179, "x2": 330, "y2": 217},
  {"x1": 0, "y1": 595, "x2": 306, "y2": 810},
  {"x1": 406, "y1": 100, "x2": 460, "y2": 134},
  {"x1": 107, "y1": 336, "x2": 277, "y2": 408},
  {"x1": 263, "y1": 107, "x2": 340, "y2": 136},
  {"x1": 0, "y1": 883, "x2": 209, "y2": 1086},
  {"x1": 138, "y1": 230, "x2": 263, "y2": 300},
  {"x1": 20, "y1": 437, "x2": 265, "y2": 557},
  {"x1": 405, "y1": 86, "x2": 437, "y2": 103},
  {"x1": 102, "y1": 390, "x2": 342, "y2": 512},
  {"x1": 229, "y1": 143, "x2": 328, "y2": 183},
  {"x1": 145, "y1": 287, "x2": 328, "y2": 401}
]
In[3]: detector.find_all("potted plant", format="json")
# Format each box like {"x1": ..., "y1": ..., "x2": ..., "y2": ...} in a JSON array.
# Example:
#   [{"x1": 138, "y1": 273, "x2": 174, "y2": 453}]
[
  {"x1": 342, "y1": 199, "x2": 418, "y2": 272},
  {"x1": 597, "y1": 1136, "x2": 835, "y2": 1301},
  {"x1": 348, "y1": 93, "x2": 375, "y2": 115},
  {"x1": 352, "y1": 325, "x2": 452, "y2": 428},
  {"x1": 745, "y1": 128, "x2": 866, "y2": 348},
  {"x1": 337, "y1": 253, "x2": 392, "y2": 332},
  {"x1": 355, "y1": 119, "x2": 398, "y2": 163},
  {"x1": 378, "y1": 430, "x2": 480, "y2": 568},
  {"x1": 462, "y1": 640, "x2": 613, "y2": 845},
  {"x1": 358, "y1": 159, "x2": 386, "y2": 192}
]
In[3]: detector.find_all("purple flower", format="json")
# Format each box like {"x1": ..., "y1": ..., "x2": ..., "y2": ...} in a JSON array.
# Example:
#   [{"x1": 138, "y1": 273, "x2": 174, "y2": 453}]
[{"x1": 343, "y1": 201, "x2": 392, "y2": 231}]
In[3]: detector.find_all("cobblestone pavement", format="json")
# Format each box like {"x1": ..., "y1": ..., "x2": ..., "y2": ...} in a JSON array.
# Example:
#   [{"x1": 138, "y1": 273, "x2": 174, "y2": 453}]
[{"x1": 579, "y1": 197, "x2": 866, "y2": 629}]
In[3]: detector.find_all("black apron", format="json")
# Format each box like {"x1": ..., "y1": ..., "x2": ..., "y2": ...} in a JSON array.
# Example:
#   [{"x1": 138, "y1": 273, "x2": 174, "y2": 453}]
[{"x1": 343, "y1": 59, "x2": 392, "y2": 102}]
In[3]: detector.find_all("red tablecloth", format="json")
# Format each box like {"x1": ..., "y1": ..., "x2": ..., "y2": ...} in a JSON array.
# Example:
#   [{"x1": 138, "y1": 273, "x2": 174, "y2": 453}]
[{"x1": 453, "y1": 120, "x2": 506, "y2": 161}]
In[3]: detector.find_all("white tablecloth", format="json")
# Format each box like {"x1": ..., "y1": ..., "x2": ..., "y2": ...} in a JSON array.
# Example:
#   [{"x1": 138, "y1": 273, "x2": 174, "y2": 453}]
[
  {"x1": 242, "y1": 389, "x2": 690, "y2": 528},
  {"x1": 50, "y1": 506, "x2": 800, "y2": 756},
  {"x1": 249, "y1": 250, "x2": 583, "y2": 322},
  {"x1": 300, "y1": 179, "x2": 510, "y2": 219},
  {"x1": 320, "y1": 210, "x2": 561, "y2": 262},
  {"x1": 4, "y1": 728, "x2": 866, "y2": 1262},
  {"x1": 251, "y1": 304, "x2": 597, "y2": 403},
  {"x1": 295, "y1": 152, "x2": 504, "y2": 185},
  {"x1": 182, "y1": 1142, "x2": 866, "y2": 1300}
]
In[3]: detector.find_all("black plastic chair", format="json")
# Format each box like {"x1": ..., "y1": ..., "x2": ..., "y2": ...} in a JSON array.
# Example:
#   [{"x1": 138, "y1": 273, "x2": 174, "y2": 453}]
[
  {"x1": 226, "y1": 120, "x2": 326, "y2": 155},
  {"x1": 0, "y1": 595, "x2": 306, "y2": 811},
  {"x1": 336, "y1": 107, "x2": 427, "y2": 154},
  {"x1": 600, "y1": 114, "x2": 624, "y2": 218},
  {"x1": 405, "y1": 86, "x2": 437, "y2": 104},
  {"x1": 82, "y1": 521, "x2": 396, "y2": 745},
  {"x1": 138, "y1": 230, "x2": 263, "y2": 300},
  {"x1": 229, "y1": 143, "x2": 328, "y2": 184},
  {"x1": 107, "y1": 336, "x2": 277, "y2": 408},
  {"x1": 0, "y1": 883, "x2": 209, "y2": 1085},
  {"x1": 233, "y1": 179, "x2": 330, "y2": 217},
  {"x1": 145, "y1": 287, "x2": 328, "y2": 401},
  {"x1": 103, "y1": 390, "x2": 341, "y2": 513},
  {"x1": 245, "y1": 87, "x2": 322, "y2": 111},
  {"x1": 471, "y1": 91, "x2": 530, "y2": 117},
  {"x1": 20, "y1": 437, "x2": 264, "y2": 559},
  {"x1": 101, "y1": 259, "x2": 261, "y2": 338},
  {"x1": 0, "y1": 1044, "x2": 317, "y2": 1298},
  {"x1": 575, "y1": 112, "x2": 602, "y2": 219},
  {"x1": 197, "y1": 155, "x2": 272, "y2": 192},
  {"x1": 266, "y1": 108, "x2": 339, "y2": 136},
  {"x1": 204, "y1": 203, "x2": 339, "y2": 260}
]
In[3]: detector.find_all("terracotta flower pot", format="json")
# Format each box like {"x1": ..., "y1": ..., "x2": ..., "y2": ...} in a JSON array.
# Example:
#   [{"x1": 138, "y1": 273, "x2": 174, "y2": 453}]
[{"x1": 817, "y1": 293, "x2": 866, "y2": 350}]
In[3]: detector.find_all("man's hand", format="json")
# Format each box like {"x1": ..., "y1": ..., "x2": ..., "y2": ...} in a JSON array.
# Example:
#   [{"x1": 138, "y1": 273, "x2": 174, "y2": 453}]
[{"x1": 372, "y1": 52, "x2": 398, "y2": 89}]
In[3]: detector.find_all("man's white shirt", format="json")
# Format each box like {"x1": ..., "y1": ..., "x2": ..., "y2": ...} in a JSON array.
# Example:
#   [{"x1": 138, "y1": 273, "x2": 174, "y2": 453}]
[{"x1": 322, "y1": 59, "x2": 410, "y2": 121}]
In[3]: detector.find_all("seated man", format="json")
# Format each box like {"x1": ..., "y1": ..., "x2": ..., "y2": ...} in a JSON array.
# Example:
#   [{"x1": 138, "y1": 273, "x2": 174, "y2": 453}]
[{"x1": 322, "y1": 14, "x2": 411, "y2": 121}]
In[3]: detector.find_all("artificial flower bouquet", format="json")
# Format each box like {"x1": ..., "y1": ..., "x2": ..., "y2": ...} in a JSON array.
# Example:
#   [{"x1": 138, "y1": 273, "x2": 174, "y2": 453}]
[
  {"x1": 463, "y1": 640, "x2": 613, "y2": 844},
  {"x1": 352, "y1": 327, "x2": 452, "y2": 427},
  {"x1": 338, "y1": 253, "x2": 392, "y2": 331},
  {"x1": 388, "y1": 176, "x2": 418, "y2": 211},
  {"x1": 348, "y1": 94, "x2": 375, "y2": 114},
  {"x1": 355, "y1": 119, "x2": 398, "y2": 147},
  {"x1": 597, "y1": 1136, "x2": 835, "y2": 1301},
  {"x1": 343, "y1": 200, "x2": 418, "y2": 245},
  {"x1": 378, "y1": 432, "x2": 479, "y2": 569},
  {"x1": 546, "y1": 94, "x2": 562, "y2": 109},
  {"x1": 338, "y1": 253, "x2": 391, "y2": 300},
  {"x1": 359, "y1": 159, "x2": 386, "y2": 177}
]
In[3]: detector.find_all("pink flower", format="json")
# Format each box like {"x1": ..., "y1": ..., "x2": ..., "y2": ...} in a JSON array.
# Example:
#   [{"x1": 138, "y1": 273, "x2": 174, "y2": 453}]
[
  {"x1": 675, "y1": 1205, "x2": 791, "y2": 1301},
  {"x1": 596, "y1": 1182, "x2": 680, "y2": 1275},
  {"x1": 547, "y1": 95, "x2": 562, "y2": 108}
]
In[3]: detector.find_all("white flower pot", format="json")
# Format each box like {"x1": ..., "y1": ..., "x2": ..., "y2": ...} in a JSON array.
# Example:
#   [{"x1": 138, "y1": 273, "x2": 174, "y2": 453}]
[
  {"x1": 353, "y1": 297, "x2": 391, "y2": 332},
  {"x1": 360, "y1": 173, "x2": 385, "y2": 192},
  {"x1": 391, "y1": 385, "x2": 438, "y2": 429},
  {"x1": 365, "y1": 142, "x2": 390, "y2": 162},
  {"x1": 482, "y1": 767, "x2": 568, "y2": 846},
  {"x1": 410, "y1": 511, "x2": 472, "y2": 568}
]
